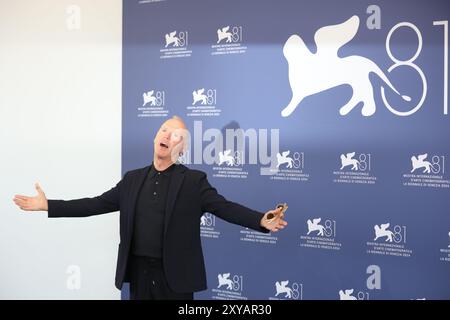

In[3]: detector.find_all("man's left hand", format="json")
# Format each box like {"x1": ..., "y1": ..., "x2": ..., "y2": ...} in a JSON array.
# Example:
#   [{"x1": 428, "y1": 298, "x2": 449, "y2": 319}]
[{"x1": 260, "y1": 208, "x2": 288, "y2": 232}]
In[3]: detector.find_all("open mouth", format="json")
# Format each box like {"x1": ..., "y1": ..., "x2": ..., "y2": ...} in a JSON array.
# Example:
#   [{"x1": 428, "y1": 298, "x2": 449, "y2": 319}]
[{"x1": 160, "y1": 142, "x2": 169, "y2": 149}]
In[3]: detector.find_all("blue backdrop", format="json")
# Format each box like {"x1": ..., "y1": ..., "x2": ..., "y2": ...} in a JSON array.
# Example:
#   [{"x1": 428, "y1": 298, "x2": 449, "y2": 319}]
[{"x1": 122, "y1": 0, "x2": 450, "y2": 299}]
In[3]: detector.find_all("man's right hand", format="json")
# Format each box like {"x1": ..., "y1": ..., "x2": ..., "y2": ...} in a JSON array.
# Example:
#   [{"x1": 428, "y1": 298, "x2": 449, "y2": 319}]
[{"x1": 13, "y1": 183, "x2": 48, "y2": 211}]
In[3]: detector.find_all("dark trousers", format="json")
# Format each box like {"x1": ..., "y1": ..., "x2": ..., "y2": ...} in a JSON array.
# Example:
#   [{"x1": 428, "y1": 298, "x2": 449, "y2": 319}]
[{"x1": 129, "y1": 255, "x2": 193, "y2": 300}]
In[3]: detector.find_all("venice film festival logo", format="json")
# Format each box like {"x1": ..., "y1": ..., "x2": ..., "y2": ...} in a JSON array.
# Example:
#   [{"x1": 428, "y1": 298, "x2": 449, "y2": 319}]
[
  {"x1": 339, "y1": 289, "x2": 357, "y2": 300},
  {"x1": 410, "y1": 153, "x2": 440, "y2": 174},
  {"x1": 338, "y1": 288, "x2": 370, "y2": 300},
  {"x1": 367, "y1": 222, "x2": 412, "y2": 258},
  {"x1": 300, "y1": 217, "x2": 341, "y2": 251},
  {"x1": 282, "y1": 13, "x2": 448, "y2": 118},
  {"x1": 216, "y1": 26, "x2": 243, "y2": 44},
  {"x1": 216, "y1": 273, "x2": 243, "y2": 292},
  {"x1": 164, "y1": 30, "x2": 188, "y2": 48},
  {"x1": 212, "y1": 25, "x2": 246, "y2": 55},
  {"x1": 217, "y1": 273, "x2": 234, "y2": 290},
  {"x1": 372, "y1": 222, "x2": 406, "y2": 244},
  {"x1": 374, "y1": 223, "x2": 395, "y2": 242},
  {"x1": 307, "y1": 218, "x2": 326, "y2": 236},
  {"x1": 143, "y1": 90, "x2": 163, "y2": 107},
  {"x1": 339, "y1": 152, "x2": 372, "y2": 172},
  {"x1": 192, "y1": 88, "x2": 217, "y2": 106},
  {"x1": 187, "y1": 88, "x2": 221, "y2": 117},
  {"x1": 199, "y1": 213, "x2": 221, "y2": 239},
  {"x1": 212, "y1": 272, "x2": 246, "y2": 299},
  {"x1": 267, "y1": 149, "x2": 309, "y2": 182},
  {"x1": 218, "y1": 150, "x2": 236, "y2": 166},
  {"x1": 340, "y1": 152, "x2": 360, "y2": 171},
  {"x1": 403, "y1": 153, "x2": 447, "y2": 188},
  {"x1": 306, "y1": 217, "x2": 337, "y2": 239},
  {"x1": 192, "y1": 88, "x2": 207, "y2": 105},
  {"x1": 200, "y1": 213, "x2": 214, "y2": 227},
  {"x1": 138, "y1": 89, "x2": 168, "y2": 117},
  {"x1": 334, "y1": 151, "x2": 376, "y2": 185},
  {"x1": 160, "y1": 30, "x2": 191, "y2": 59},
  {"x1": 276, "y1": 151, "x2": 294, "y2": 168},
  {"x1": 217, "y1": 26, "x2": 232, "y2": 43},
  {"x1": 271, "y1": 280, "x2": 302, "y2": 300},
  {"x1": 213, "y1": 148, "x2": 248, "y2": 180}
]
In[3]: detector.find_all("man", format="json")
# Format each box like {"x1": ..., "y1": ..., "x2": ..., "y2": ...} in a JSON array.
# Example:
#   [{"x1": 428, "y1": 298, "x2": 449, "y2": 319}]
[{"x1": 13, "y1": 116, "x2": 287, "y2": 300}]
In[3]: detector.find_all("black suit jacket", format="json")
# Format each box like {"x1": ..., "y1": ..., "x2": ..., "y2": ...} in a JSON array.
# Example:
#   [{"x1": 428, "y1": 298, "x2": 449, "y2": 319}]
[{"x1": 48, "y1": 164, "x2": 268, "y2": 293}]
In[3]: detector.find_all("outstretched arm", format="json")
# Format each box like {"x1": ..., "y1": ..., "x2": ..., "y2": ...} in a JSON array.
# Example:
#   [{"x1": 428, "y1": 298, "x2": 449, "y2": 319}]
[
  {"x1": 13, "y1": 179, "x2": 123, "y2": 218},
  {"x1": 199, "y1": 173, "x2": 287, "y2": 233}
]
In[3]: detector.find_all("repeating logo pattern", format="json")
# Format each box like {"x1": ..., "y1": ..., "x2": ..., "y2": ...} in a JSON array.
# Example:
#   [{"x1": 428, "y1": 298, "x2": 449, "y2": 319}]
[{"x1": 124, "y1": 1, "x2": 450, "y2": 299}]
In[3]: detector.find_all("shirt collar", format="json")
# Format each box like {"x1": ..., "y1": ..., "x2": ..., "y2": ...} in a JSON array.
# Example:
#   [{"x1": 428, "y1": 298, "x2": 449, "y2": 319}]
[{"x1": 149, "y1": 162, "x2": 175, "y2": 178}]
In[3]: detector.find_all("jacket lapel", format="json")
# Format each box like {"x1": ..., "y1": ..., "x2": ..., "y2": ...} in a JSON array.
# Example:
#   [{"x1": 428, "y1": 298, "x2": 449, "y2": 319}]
[
  {"x1": 126, "y1": 165, "x2": 151, "y2": 237},
  {"x1": 164, "y1": 164, "x2": 186, "y2": 234}
]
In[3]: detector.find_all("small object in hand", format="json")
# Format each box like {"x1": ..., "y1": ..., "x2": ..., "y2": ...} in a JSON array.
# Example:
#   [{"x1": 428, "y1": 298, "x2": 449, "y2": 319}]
[
  {"x1": 276, "y1": 203, "x2": 288, "y2": 214},
  {"x1": 266, "y1": 203, "x2": 288, "y2": 222}
]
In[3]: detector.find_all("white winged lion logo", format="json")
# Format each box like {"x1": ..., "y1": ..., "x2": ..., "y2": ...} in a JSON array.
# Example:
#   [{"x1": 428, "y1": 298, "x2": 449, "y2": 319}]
[{"x1": 282, "y1": 15, "x2": 410, "y2": 117}]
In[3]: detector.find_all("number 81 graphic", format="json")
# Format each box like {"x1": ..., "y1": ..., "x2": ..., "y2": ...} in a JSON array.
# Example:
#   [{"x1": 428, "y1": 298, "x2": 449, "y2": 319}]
[{"x1": 381, "y1": 21, "x2": 448, "y2": 116}]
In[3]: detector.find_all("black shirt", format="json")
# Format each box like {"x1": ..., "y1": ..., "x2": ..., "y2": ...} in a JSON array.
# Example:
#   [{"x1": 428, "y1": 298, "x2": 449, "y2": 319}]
[{"x1": 131, "y1": 163, "x2": 174, "y2": 258}]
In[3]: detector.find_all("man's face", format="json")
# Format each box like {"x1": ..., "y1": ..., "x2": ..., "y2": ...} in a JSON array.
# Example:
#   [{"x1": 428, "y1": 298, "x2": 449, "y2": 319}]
[{"x1": 154, "y1": 119, "x2": 188, "y2": 162}]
